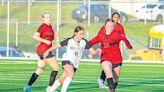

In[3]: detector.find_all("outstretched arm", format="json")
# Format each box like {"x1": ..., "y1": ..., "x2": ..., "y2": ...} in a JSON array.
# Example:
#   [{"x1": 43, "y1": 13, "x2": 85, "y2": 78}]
[
  {"x1": 43, "y1": 44, "x2": 61, "y2": 58},
  {"x1": 121, "y1": 36, "x2": 133, "y2": 49},
  {"x1": 88, "y1": 48, "x2": 101, "y2": 58}
]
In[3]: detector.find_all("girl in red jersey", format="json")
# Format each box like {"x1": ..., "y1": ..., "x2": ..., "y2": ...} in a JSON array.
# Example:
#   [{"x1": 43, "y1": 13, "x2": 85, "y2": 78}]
[
  {"x1": 97, "y1": 12, "x2": 128, "y2": 89},
  {"x1": 24, "y1": 12, "x2": 59, "y2": 92},
  {"x1": 89, "y1": 18, "x2": 132, "y2": 92}
]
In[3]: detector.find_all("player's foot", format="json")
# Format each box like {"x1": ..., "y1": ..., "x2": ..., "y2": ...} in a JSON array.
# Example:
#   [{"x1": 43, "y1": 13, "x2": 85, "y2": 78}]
[
  {"x1": 46, "y1": 86, "x2": 51, "y2": 92},
  {"x1": 49, "y1": 87, "x2": 57, "y2": 92},
  {"x1": 24, "y1": 85, "x2": 31, "y2": 92},
  {"x1": 97, "y1": 78, "x2": 108, "y2": 89}
]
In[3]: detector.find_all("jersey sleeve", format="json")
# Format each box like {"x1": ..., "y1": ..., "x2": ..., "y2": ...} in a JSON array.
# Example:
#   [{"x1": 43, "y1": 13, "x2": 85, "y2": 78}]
[
  {"x1": 97, "y1": 25, "x2": 105, "y2": 35},
  {"x1": 89, "y1": 35, "x2": 101, "y2": 47},
  {"x1": 120, "y1": 25, "x2": 125, "y2": 36},
  {"x1": 60, "y1": 38, "x2": 70, "y2": 47},
  {"x1": 83, "y1": 38, "x2": 91, "y2": 49},
  {"x1": 37, "y1": 24, "x2": 44, "y2": 34},
  {"x1": 121, "y1": 36, "x2": 133, "y2": 49}
]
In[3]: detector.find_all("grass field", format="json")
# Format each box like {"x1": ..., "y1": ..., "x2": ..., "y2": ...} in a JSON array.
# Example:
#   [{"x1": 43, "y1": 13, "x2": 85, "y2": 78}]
[{"x1": 0, "y1": 59, "x2": 164, "y2": 92}]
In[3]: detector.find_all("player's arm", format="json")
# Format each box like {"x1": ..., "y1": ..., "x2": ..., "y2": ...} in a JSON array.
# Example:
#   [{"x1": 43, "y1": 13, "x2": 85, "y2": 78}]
[
  {"x1": 89, "y1": 35, "x2": 101, "y2": 47},
  {"x1": 43, "y1": 38, "x2": 70, "y2": 58},
  {"x1": 33, "y1": 32, "x2": 51, "y2": 45},
  {"x1": 89, "y1": 48, "x2": 101, "y2": 55},
  {"x1": 84, "y1": 38, "x2": 101, "y2": 58},
  {"x1": 43, "y1": 44, "x2": 61, "y2": 58},
  {"x1": 121, "y1": 36, "x2": 133, "y2": 49}
]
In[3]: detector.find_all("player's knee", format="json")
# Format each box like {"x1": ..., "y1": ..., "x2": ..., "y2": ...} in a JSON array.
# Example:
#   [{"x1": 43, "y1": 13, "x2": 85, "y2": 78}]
[
  {"x1": 107, "y1": 78, "x2": 115, "y2": 89},
  {"x1": 52, "y1": 67, "x2": 59, "y2": 71},
  {"x1": 69, "y1": 74, "x2": 74, "y2": 80},
  {"x1": 36, "y1": 67, "x2": 45, "y2": 75}
]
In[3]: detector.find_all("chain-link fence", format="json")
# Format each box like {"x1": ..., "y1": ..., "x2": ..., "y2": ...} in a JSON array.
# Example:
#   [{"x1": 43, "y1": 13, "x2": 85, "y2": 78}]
[{"x1": 0, "y1": 0, "x2": 164, "y2": 61}]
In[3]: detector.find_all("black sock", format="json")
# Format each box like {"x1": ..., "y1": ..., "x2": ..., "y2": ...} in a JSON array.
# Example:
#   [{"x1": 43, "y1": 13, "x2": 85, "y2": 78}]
[
  {"x1": 100, "y1": 70, "x2": 106, "y2": 83},
  {"x1": 107, "y1": 78, "x2": 115, "y2": 89},
  {"x1": 114, "y1": 82, "x2": 118, "y2": 89},
  {"x1": 27, "y1": 73, "x2": 39, "y2": 86},
  {"x1": 49, "y1": 71, "x2": 58, "y2": 86}
]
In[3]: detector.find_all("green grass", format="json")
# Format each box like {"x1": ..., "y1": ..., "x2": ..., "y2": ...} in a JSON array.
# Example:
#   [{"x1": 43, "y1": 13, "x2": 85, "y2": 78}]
[{"x1": 0, "y1": 60, "x2": 164, "y2": 92}]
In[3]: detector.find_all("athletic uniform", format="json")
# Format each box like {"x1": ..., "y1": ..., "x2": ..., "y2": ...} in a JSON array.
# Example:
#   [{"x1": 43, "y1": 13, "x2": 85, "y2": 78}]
[
  {"x1": 36, "y1": 23, "x2": 55, "y2": 59},
  {"x1": 60, "y1": 37, "x2": 90, "y2": 69},
  {"x1": 89, "y1": 29, "x2": 132, "y2": 64}
]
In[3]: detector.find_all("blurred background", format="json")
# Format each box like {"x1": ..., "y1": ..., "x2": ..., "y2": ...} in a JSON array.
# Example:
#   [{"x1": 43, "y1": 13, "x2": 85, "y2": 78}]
[{"x1": 0, "y1": 0, "x2": 164, "y2": 62}]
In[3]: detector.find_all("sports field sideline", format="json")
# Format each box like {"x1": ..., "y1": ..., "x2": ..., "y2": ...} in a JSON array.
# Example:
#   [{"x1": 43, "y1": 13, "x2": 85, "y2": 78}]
[{"x1": 0, "y1": 60, "x2": 164, "y2": 92}]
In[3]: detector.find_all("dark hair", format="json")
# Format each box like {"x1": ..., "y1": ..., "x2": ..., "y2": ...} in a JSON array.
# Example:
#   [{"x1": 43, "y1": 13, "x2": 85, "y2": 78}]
[
  {"x1": 105, "y1": 18, "x2": 114, "y2": 25},
  {"x1": 72, "y1": 26, "x2": 84, "y2": 37},
  {"x1": 112, "y1": 12, "x2": 120, "y2": 18},
  {"x1": 74, "y1": 26, "x2": 84, "y2": 33}
]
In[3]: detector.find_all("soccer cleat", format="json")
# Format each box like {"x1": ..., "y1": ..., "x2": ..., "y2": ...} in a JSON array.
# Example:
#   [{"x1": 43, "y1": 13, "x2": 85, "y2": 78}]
[
  {"x1": 49, "y1": 87, "x2": 57, "y2": 92},
  {"x1": 24, "y1": 85, "x2": 31, "y2": 92},
  {"x1": 46, "y1": 86, "x2": 51, "y2": 92},
  {"x1": 97, "y1": 78, "x2": 108, "y2": 89}
]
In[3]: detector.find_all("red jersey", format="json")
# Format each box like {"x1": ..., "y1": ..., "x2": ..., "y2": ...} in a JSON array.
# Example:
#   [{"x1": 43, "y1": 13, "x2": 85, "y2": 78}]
[
  {"x1": 89, "y1": 29, "x2": 132, "y2": 64},
  {"x1": 36, "y1": 23, "x2": 55, "y2": 55}
]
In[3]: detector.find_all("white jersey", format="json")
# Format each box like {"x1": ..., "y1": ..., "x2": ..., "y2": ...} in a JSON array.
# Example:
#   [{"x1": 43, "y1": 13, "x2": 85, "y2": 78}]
[{"x1": 60, "y1": 37, "x2": 90, "y2": 68}]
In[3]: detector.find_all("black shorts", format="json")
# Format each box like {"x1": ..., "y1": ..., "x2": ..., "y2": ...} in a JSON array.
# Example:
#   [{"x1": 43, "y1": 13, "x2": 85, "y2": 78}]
[
  {"x1": 38, "y1": 51, "x2": 55, "y2": 60},
  {"x1": 101, "y1": 60, "x2": 122, "y2": 68},
  {"x1": 62, "y1": 60, "x2": 77, "y2": 72},
  {"x1": 112, "y1": 63, "x2": 122, "y2": 68}
]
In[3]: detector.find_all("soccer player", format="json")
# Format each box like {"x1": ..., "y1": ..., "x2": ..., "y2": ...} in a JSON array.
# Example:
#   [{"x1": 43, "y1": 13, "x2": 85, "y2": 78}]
[
  {"x1": 89, "y1": 18, "x2": 132, "y2": 92},
  {"x1": 24, "y1": 12, "x2": 59, "y2": 92},
  {"x1": 97, "y1": 12, "x2": 127, "y2": 89},
  {"x1": 43, "y1": 26, "x2": 100, "y2": 92}
]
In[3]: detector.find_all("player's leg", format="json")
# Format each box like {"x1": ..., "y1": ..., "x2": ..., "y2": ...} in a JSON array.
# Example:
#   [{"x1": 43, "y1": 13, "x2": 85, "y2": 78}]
[
  {"x1": 113, "y1": 63, "x2": 122, "y2": 89},
  {"x1": 50, "y1": 61, "x2": 74, "y2": 92},
  {"x1": 101, "y1": 61, "x2": 115, "y2": 92},
  {"x1": 60, "y1": 61, "x2": 75, "y2": 92},
  {"x1": 24, "y1": 58, "x2": 46, "y2": 92},
  {"x1": 46, "y1": 52, "x2": 59, "y2": 92},
  {"x1": 50, "y1": 71, "x2": 68, "y2": 92},
  {"x1": 97, "y1": 70, "x2": 107, "y2": 88}
]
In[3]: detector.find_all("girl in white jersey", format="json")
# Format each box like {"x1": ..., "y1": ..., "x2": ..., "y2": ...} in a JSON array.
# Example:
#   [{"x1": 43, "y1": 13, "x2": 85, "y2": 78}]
[{"x1": 43, "y1": 26, "x2": 99, "y2": 92}]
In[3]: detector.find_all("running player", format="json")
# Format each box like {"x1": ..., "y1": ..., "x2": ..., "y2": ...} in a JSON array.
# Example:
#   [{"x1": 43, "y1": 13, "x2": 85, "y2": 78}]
[
  {"x1": 24, "y1": 12, "x2": 59, "y2": 92},
  {"x1": 89, "y1": 18, "x2": 132, "y2": 92},
  {"x1": 97, "y1": 12, "x2": 127, "y2": 89},
  {"x1": 43, "y1": 26, "x2": 99, "y2": 92}
]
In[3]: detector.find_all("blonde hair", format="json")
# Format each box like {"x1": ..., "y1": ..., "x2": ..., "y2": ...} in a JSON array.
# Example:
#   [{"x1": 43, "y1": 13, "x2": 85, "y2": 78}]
[{"x1": 42, "y1": 11, "x2": 51, "y2": 18}]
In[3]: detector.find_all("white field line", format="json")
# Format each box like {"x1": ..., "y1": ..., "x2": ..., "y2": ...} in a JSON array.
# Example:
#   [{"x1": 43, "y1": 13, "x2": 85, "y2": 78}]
[
  {"x1": 0, "y1": 78, "x2": 164, "y2": 87},
  {"x1": 1, "y1": 61, "x2": 164, "y2": 68},
  {"x1": 0, "y1": 73, "x2": 164, "y2": 81},
  {"x1": 0, "y1": 65, "x2": 164, "y2": 74}
]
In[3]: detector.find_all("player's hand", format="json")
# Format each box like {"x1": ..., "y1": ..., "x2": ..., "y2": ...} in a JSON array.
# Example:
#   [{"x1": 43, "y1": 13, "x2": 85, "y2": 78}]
[
  {"x1": 55, "y1": 31, "x2": 58, "y2": 38},
  {"x1": 45, "y1": 40, "x2": 51, "y2": 45},
  {"x1": 43, "y1": 50, "x2": 49, "y2": 58},
  {"x1": 127, "y1": 44, "x2": 133, "y2": 49},
  {"x1": 96, "y1": 48, "x2": 102, "y2": 54},
  {"x1": 88, "y1": 54, "x2": 93, "y2": 58}
]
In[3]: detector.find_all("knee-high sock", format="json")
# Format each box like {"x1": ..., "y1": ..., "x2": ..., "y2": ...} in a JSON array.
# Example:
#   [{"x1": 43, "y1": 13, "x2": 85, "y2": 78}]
[
  {"x1": 49, "y1": 71, "x2": 58, "y2": 86},
  {"x1": 107, "y1": 78, "x2": 115, "y2": 89},
  {"x1": 114, "y1": 82, "x2": 118, "y2": 89},
  {"x1": 100, "y1": 70, "x2": 106, "y2": 83},
  {"x1": 50, "y1": 80, "x2": 61, "y2": 92},
  {"x1": 61, "y1": 77, "x2": 72, "y2": 92},
  {"x1": 27, "y1": 73, "x2": 39, "y2": 86}
]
